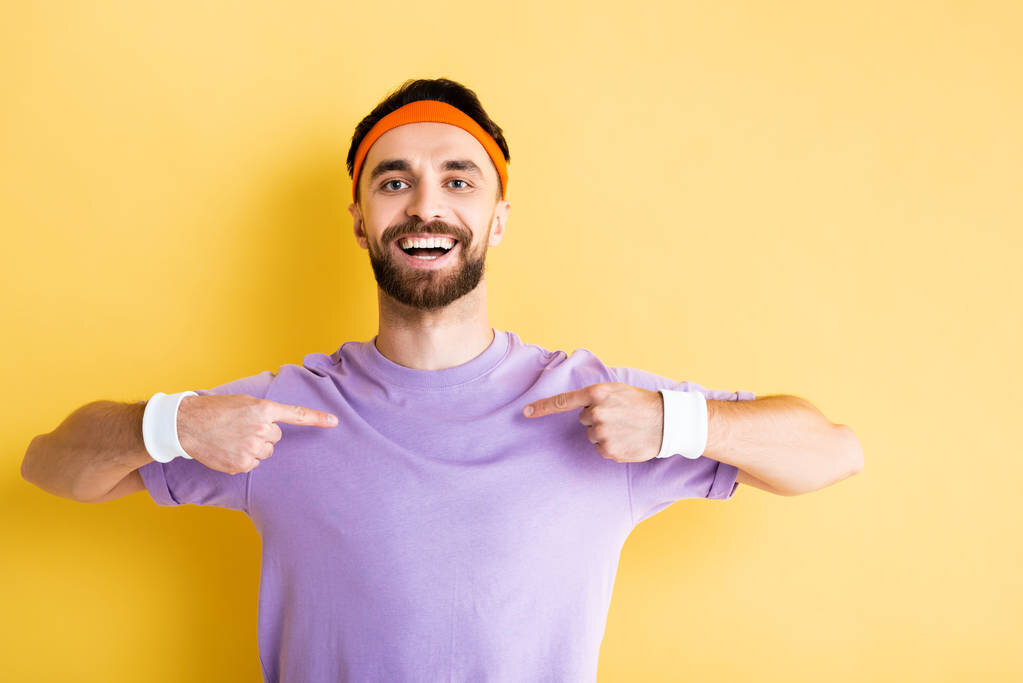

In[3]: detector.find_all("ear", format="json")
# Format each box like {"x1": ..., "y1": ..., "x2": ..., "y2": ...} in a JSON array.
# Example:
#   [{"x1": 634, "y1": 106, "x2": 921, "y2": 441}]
[
  {"x1": 348, "y1": 201, "x2": 368, "y2": 250},
  {"x1": 488, "y1": 199, "x2": 511, "y2": 247}
]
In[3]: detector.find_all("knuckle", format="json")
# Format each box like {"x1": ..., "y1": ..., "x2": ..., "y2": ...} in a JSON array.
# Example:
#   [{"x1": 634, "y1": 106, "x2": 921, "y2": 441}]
[{"x1": 255, "y1": 401, "x2": 276, "y2": 421}]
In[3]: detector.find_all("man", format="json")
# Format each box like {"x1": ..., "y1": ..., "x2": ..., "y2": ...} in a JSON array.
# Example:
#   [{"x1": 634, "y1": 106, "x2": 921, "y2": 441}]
[{"x1": 21, "y1": 77, "x2": 863, "y2": 682}]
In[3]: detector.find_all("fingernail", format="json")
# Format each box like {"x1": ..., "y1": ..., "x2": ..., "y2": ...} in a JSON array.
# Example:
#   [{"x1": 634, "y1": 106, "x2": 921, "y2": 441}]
[{"x1": 524, "y1": 405, "x2": 534, "y2": 417}]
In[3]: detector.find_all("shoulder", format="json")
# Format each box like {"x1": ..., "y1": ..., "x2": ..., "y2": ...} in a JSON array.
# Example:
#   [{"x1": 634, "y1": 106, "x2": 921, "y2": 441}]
[
  {"x1": 508, "y1": 331, "x2": 615, "y2": 385},
  {"x1": 202, "y1": 346, "x2": 352, "y2": 400}
]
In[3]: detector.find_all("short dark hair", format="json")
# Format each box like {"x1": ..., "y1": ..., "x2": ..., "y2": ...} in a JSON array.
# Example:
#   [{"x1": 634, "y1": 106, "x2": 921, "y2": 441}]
[{"x1": 346, "y1": 78, "x2": 510, "y2": 204}]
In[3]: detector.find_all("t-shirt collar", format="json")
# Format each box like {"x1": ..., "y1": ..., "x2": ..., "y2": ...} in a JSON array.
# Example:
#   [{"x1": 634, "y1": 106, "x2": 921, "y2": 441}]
[{"x1": 359, "y1": 327, "x2": 510, "y2": 389}]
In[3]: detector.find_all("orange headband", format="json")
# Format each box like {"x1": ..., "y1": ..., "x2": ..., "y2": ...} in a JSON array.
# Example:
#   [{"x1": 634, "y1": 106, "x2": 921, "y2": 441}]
[{"x1": 350, "y1": 99, "x2": 508, "y2": 203}]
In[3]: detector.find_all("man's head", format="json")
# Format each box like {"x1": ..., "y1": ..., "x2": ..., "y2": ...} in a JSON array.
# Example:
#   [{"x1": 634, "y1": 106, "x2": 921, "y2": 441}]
[{"x1": 346, "y1": 78, "x2": 511, "y2": 311}]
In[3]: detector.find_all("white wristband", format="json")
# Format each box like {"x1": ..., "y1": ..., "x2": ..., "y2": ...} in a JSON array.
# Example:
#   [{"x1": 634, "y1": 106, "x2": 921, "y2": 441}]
[
  {"x1": 142, "y1": 391, "x2": 197, "y2": 463},
  {"x1": 655, "y1": 389, "x2": 708, "y2": 459}
]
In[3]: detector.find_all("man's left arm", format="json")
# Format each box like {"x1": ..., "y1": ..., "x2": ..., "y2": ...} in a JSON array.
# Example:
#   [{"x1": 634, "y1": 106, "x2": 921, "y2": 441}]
[
  {"x1": 523, "y1": 386, "x2": 863, "y2": 497},
  {"x1": 705, "y1": 394, "x2": 864, "y2": 496}
]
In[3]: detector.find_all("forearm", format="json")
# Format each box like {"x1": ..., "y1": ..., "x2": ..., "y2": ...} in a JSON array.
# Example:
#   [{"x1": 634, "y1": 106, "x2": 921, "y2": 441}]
[
  {"x1": 22, "y1": 400, "x2": 154, "y2": 502},
  {"x1": 704, "y1": 395, "x2": 863, "y2": 496}
]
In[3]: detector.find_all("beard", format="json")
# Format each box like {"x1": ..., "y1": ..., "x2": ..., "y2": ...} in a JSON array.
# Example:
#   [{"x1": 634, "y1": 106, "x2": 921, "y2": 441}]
[{"x1": 366, "y1": 216, "x2": 489, "y2": 311}]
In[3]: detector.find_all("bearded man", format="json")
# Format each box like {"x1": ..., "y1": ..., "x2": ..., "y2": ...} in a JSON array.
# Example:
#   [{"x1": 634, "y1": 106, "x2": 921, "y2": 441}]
[{"x1": 22, "y1": 77, "x2": 863, "y2": 682}]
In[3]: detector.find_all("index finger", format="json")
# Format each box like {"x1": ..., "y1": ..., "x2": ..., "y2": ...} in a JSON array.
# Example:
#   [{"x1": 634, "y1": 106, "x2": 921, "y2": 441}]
[
  {"x1": 263, "y1": 399, "x2": 339, "y2": 428},
  {"x1": 523, "y1": 388, "x2": 592, "y2": 418}
]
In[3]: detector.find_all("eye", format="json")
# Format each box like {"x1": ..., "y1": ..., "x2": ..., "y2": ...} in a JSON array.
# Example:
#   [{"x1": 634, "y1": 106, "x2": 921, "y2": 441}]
[
  {"x1": 382, "y1": 179, "x2": 408, "y2": 191},
  {"x1": 447, "y1": 179, "x2": 471, "y2": 190}
]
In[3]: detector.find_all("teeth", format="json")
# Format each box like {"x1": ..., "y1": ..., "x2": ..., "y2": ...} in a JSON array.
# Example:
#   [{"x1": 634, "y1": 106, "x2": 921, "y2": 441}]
[{"x1": 399, "y1": 236, "x2": 455, "y2": 250}]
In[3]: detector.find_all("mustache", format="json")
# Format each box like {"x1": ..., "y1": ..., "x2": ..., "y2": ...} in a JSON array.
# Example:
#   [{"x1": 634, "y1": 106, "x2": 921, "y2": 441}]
[{"x1": 383, "y1": 218, "x2": 468, "y2": 244}]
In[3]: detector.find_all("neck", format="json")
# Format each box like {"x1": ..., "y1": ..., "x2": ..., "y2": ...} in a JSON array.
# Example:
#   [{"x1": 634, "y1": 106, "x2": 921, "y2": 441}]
[{"x1": 373, "y1": 279, "x2": 495, "y2": 371}]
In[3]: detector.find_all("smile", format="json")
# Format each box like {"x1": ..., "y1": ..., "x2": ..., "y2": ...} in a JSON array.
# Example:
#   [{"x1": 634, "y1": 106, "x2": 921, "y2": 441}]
[{"x1": 393, "y1": 239, "x2": 462, "y2": 270}]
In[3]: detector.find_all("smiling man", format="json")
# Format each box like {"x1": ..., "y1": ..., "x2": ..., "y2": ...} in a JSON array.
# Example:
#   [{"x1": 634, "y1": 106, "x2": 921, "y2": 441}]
[{"x1": 22, "y1": 78, "x2": 863, "y2": 682}]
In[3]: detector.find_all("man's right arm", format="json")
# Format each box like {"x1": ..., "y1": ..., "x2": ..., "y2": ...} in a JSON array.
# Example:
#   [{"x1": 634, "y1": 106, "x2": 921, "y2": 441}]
[
  {"x1": 22, "y1": 393, "x2": 339, "y2": 504},
  {"x1": 21, "y1": 400, "x2": 154, "y2": 503}
]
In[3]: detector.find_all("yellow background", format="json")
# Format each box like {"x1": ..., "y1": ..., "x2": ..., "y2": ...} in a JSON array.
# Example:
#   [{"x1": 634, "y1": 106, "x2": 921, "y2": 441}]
[{"x1": 3, "y1": 1, "x2": 1020, "y2": 680}]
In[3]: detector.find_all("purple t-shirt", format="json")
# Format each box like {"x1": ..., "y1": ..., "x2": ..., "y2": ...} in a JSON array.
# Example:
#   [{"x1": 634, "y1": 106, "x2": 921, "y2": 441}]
[{"x1": 139, "y1": 328, "x2": 755, "y2": 682}]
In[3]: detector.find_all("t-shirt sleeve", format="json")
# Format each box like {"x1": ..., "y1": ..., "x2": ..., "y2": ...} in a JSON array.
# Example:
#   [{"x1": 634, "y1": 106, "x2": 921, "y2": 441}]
[
  {"x1": 136, "y1": 370, "x2": 275, "y2": 513},
  {"x1": 608, "y1": 366, "x2": 756, "y2": 526}
]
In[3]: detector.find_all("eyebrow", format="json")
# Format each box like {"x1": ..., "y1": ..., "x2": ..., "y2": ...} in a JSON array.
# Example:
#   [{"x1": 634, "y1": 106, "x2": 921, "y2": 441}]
[{"x1": 368, "y1": 158, "x2": 484, "y2": 182}]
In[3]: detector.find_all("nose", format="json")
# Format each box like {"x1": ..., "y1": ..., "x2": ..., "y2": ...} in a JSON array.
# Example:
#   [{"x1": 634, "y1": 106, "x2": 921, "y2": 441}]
[{"x1": 405, "y1": 174, "x2": 446, "y2": 222}]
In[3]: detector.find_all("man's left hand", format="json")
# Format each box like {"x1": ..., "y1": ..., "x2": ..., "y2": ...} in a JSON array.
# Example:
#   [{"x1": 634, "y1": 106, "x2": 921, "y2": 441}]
[{"x1": 523, "y1": 383, "x2": 662, "y2": 463}]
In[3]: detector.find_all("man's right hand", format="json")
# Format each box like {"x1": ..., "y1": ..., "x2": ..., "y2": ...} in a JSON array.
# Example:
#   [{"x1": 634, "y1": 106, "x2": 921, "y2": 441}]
[{"x1": 176, "y1": 394, "x2": 338, "y2": 474}]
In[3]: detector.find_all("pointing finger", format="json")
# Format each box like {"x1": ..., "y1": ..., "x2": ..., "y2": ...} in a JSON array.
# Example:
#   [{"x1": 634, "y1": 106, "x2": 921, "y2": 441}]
[
  {"x1": 524, "y1": 388, "x2": 592, "y2": 418},
  {"x1": 263, "y1": 399, "x2": 339, "y2": 428}
]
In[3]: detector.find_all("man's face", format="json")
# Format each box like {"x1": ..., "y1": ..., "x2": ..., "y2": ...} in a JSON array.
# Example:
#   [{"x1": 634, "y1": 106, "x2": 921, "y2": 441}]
[{"x1": 348, "y1": 122, "x2": 510, "y2": 311}]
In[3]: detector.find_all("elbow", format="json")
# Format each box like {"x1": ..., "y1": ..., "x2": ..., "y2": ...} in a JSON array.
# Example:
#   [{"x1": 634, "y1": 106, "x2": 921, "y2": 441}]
[
  {"x1": 791, "y1": 426, "x2": 863, "y2": 497},
  {"x1": 829, "y1": 425, "x2": 864, "y2": 489},
  {"x1": 21, "y1": 433, "x2": 83, "y2": 503},
  {"x1": 839, "y1": 424, "x2": 864, "y2": 476},
  {"x1": 21, "y1": 434, "x2": 44, "y2": 484}
]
